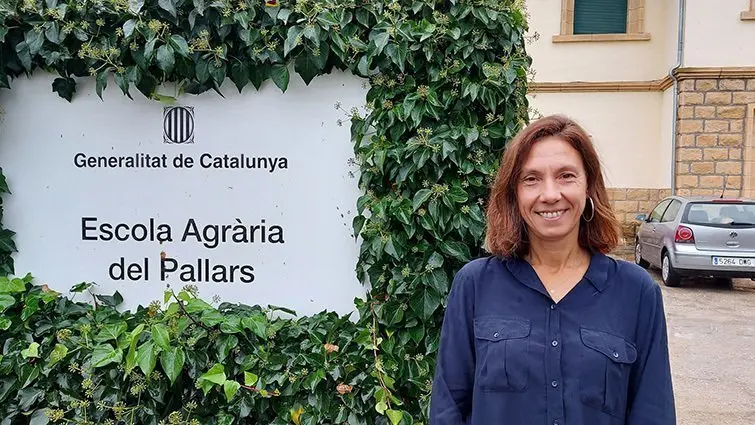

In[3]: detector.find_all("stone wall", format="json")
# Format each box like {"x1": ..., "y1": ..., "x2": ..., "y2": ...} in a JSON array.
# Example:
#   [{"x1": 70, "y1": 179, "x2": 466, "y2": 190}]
[
  {"x1": 606, "y1": 188, "x2": 671, "y2": 242},
  {"x1": 675, "y1": 78, "x2": 755, "y2": 197}
]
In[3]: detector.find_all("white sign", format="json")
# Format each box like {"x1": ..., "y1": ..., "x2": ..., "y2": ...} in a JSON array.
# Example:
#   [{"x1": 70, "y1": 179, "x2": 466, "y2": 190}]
[{"x1": 0, "y1": 70, "x2": 370, "y2": 316}]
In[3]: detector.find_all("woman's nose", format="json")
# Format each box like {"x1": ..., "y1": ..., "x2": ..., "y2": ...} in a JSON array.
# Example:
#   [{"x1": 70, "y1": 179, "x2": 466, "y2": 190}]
[{"x1": 540, "y1": 178, "x2": 561, "y2": 201}]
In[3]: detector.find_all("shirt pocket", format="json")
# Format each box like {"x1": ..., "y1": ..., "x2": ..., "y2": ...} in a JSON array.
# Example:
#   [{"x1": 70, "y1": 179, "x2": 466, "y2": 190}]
[
  {"x1": 473, "y1": 317, "x2": 531, "y2": 393},
  {"x1": 579, "y1": 327, "x2": 638, "y2": 418}
]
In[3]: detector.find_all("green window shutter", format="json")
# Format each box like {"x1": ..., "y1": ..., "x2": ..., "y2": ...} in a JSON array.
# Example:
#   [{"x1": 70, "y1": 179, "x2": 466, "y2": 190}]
[{"x1": 573, "y1": 0, "x2": 628, "y2": 34}]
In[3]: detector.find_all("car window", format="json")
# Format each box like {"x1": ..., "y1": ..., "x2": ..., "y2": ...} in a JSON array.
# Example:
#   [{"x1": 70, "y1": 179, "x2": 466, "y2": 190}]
[
  {"x1": 661, "y1": 200, "x2": 681, "y2": 222},
  {"x1": 684, "y1": 201, "x2": 755, "y2": 227},
  {"x1": 648, "y1": 200, "x2": 671, "y2": 223}
]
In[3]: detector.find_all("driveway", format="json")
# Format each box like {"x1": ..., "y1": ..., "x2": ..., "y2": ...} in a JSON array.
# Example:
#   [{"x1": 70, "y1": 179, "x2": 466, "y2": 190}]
[{"x1": 613, "y1": 249, "x2": 755, "y2": 424}]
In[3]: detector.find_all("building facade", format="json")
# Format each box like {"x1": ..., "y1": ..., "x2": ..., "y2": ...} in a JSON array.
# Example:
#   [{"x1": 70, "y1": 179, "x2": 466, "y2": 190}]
[{"x1": 524, "y1": 0, "x2": 755, "y2": 240}]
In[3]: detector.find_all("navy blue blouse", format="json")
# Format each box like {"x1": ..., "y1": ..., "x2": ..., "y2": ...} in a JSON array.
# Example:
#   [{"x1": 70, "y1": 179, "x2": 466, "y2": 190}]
[{"x1": 429, "y1": 252, "x2": 676, "y2": 425}]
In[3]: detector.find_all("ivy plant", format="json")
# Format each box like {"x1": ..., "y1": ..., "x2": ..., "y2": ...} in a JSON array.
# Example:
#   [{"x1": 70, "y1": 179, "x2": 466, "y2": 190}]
[{"x1": 0, "y1": 0, "x2": 532, "y2": 423}]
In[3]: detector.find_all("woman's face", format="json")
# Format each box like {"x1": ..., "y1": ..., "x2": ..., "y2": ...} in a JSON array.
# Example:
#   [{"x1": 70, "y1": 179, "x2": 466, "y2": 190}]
[{"x1": 516, "y1": 136, "x2": 589, "y2": 245}]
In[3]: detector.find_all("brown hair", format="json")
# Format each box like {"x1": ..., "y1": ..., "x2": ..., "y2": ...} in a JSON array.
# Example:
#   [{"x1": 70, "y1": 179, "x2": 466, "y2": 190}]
[{"x1": 484, "y1": 114, "x2": 621, "y2": 258}]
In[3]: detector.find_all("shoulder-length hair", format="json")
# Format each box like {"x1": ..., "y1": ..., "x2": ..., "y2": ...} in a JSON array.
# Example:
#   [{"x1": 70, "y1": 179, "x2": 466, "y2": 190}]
[{"x1": 484, "y1": 114, "x2": 621, "y2": 258}]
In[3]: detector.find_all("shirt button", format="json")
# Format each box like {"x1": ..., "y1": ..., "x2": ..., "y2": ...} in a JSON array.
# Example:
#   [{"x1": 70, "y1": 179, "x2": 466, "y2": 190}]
[
  {"x1": 551, "y1": 380, "x2": 558, "y2": 388},
  {"x1": 493, "y1": 332, "x2": 499, "y2": 338},
  {"x1": 613, "y1": 351, "x2": 619, "y2": 358},
  {"x1": 550, "y1": 304, "x2": 556, "y2": 310},
  {"x1": 551, "y1": 340, "x2": 559, "y2": 347}
]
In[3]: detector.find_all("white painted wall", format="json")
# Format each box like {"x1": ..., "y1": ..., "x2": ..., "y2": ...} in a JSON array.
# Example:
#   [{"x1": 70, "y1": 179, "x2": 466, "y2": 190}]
[
  {"x1": 0, "y1": 70, "x2": 370, "y2": 316},
  {"x1": 683, "y1": 0, "x2": 755, "y2": 67},
  {"x1": 524, "y1": 0, "x2": 672, "y2": 82},
  {"x1": 528, "y1": 91, "x2": 670, "y2": 189}
]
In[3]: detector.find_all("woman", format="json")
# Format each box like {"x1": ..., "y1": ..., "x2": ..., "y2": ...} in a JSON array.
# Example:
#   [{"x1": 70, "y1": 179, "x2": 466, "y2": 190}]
[{"x1": 430, "y1": 115, "x2": 676, "y2": 424}]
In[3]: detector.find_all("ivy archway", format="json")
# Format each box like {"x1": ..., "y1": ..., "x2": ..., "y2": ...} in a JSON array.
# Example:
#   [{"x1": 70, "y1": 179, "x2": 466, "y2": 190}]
[{"x1": 0, "y1": 0, "x2": 532, "y2": 423}]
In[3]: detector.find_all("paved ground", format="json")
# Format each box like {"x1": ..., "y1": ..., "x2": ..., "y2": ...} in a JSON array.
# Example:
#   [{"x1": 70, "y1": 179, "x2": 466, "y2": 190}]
[{"x1": 612, "y1": 248, "x2": 755, "y2": 424}]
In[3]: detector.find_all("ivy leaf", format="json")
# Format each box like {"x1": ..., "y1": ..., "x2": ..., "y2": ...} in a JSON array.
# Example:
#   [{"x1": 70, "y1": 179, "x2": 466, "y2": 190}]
[
  {"x1": 0, "y1": 277, "x2": 24, "y2": 294},
  {"x1": 21, "y1": 342, "x2": 39, "y2": 359},
  {"x1": 156, "y1": 44, "x2": 175, "y2": 73},
  {"x1": 169, "y1": 35, "x2": 190, "y2": 57},
  {"x1": 446, "y1": 185, "x2": 468, "y2": 203},
  {"x1": 302, "y1": 24, "x2": 320, "y2": 47},
  {"x1": 284, "y1": 26, "x2": 304, "y2": 56},
  {"x1": 158, "y1": 0, "x2": 177, "y2": 18},
  {"x1": 0, "y1": 169, "x2": 9, "y2": 193},
  {"x1": 424, "y1": 269, "x2": 449, "y2": 296},
  {"x1": 210, "y1": 62, "x2": 226, "y2": 85},
  {"x1": 94, "y1": 321, "x2": 127, "y2": 342},
  {"x1": 144, "y1": 37, "x2": 157, "y2": 60},
  {"x1": 295, "y1": 49, "x2": 325, "y2": 85},
  {"x1": 114, "y1": 70, "x2": 132, "y2": 99},
  {"x1": 385, "y1": 42, "x2": 407, "y2": 72},
  {"x1": 14, "y1": 41, "x2": 31, "y2": 70},
  {"x1": 51, "y1": 77, "x2": 75, "y2": 102},
  {"x1": 160, "y1": 347, "x2": 185, "y2": 384},
  {"x1": 25, "y1": 28, "x2": 44, "y2": 56},
  {"x1": 199, "y1": 363, "x2": 227, "y2": 385},
  {"x1": 463, "y1": 127, "x2": 479, "y2": 146},
  {"x1": 356, "y1": 8, "x2": 370, "y2": 26},
  {"x1": 352, "y1": 215, "x2": 366, "y2": 238},
  {"x1": 242, "y1": 314, "x2": 267, "y2": 339},
  {"x1": 151, "y1": 323, "x2": 171, "y2": 351},
  {"x1": 195, "y1": 58, "x2": 211, "y2": 83},
  {"x1": 128, "y1": 0, "x2": 145, "y2": 14},
  {"x1": 91, "y1": 344, "x2": 123, "y2": 368},
  {"x1": 95, "y1": 70, "x2": 108, "y2": 100},
  {"x1": 48, "y1": 344, "x2": 68, "y2": 368},
  {"x1": 369, "y1": 30, "x2": 389, "y2": 55},
  {"x1": 386, "y1": 410, "x2": 404, "y2": 425},
  {"x1": 270, "y1": 64, "x2": 289, "y2": 92},
  {"x1": 21, "y1": 295, "x2": 39, "y2": 321},
  {"x1": 136, "y1": 341, "x2": 159, "y2": 376},
  {"x1": 193, "y1": 0, "x2": 205, "y2": 14},
  {"x1": 357, "y1": 55, "x2": 370, "y2": 76},
  {"x1": 412, "y1": 189, "x2": 432, "y2": 211},
  {"x1": 410, "y1": 287, "x2": 441, "y2": 320},
  {"x1": 505, "y1": 66, "x2": 518, "y2": 84},
  {"x1": 244, "y1": 372, "x2": 258, "y2": 386},
  {"x1": 0, "y1": 294, "x2": 15, "y2": 312},
  {"x1": 440, "y1": 240, "x2": 471, "y2": 262},
  {"x1": 230, "y1": 62, "x2": 249, "y2": 92},
  {"x1": 122, "y1": 19, "x2": 136, "y2": 38},
  {"x1": 223, "y1": 380, "x2": 240, "y2": 401}
]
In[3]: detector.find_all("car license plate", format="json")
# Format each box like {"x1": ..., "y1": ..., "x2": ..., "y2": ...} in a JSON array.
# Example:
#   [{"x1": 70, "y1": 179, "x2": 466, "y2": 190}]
[{"x1": 712, "y1": 257, "x2": 754, "y2": 267}]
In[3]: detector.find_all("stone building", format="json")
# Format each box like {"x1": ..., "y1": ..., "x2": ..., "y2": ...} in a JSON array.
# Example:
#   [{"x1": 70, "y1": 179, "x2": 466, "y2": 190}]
[{"x1": 524, "y1": 0, "x2": 755, "y2": 240}]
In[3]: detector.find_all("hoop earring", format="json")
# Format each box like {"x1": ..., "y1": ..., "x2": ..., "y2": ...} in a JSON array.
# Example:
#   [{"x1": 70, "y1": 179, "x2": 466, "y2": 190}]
[{"x1": 583, "y1": 197, "x2": 595, "y2": 222}]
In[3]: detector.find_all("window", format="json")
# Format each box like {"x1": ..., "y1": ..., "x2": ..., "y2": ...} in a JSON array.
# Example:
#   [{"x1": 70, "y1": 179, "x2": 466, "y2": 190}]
[
  {"x1": 648, "y1": 200, "x2": 672, "y2": 223},
  {"x1": 554, "y1": 0, "x2": 650, "y2": 43},
  {"x1": 660, "y1": 200, "x2": 681, "y2": 223},
  {"x1": 684, "y1": 202, "x2": 755, "y2": 228},
  {"x1": 574, "y1": 0, "x2": 628, "y2": 34}
]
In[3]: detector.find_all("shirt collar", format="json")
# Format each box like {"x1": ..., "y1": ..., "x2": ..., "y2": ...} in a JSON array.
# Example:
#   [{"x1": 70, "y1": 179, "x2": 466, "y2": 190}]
[{"x1": 504, "y1": 250, "x2": 612, "y2": 293}]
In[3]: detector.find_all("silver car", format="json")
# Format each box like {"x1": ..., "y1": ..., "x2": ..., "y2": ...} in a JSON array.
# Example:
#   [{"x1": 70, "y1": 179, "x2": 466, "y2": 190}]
[{"x1": 634, "y1": 195, "x2": 755, "y2": 287}]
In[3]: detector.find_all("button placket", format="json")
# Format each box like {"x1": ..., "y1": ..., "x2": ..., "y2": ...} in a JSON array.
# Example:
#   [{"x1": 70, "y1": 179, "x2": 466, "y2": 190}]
[{"x1": 545, "y1": 301, "x2": 565, "y2": 425}]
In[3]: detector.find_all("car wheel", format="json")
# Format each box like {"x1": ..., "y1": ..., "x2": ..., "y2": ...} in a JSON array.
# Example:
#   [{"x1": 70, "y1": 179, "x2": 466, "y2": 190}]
[
  {"x1": 635, "y1": 239, "x2": 650, "y2": 269},
  {"x1": 661, "y1": 252, "x2": 681, "y2": 287}
]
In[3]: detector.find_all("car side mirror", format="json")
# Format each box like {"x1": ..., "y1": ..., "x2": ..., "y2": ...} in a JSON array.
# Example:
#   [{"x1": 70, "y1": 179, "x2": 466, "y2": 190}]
[{"x1": 636, "y1": 213, "x2": 648, "y2": 222}]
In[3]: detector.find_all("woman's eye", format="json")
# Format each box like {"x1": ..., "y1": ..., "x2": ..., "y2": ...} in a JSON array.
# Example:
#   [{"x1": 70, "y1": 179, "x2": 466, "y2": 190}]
[{"x1": 562, "y1": 173, "x2": 576, "y2": 179}]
